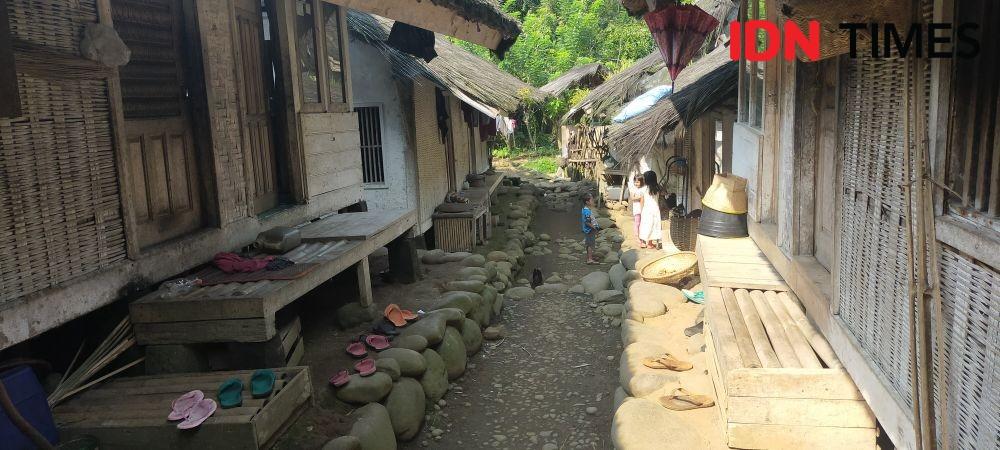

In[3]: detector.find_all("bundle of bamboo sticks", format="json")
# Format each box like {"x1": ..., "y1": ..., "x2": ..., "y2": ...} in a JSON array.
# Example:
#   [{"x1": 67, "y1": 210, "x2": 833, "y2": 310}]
[{"x1": 47, "y1": 317, "x2": 144, "y2": 407}]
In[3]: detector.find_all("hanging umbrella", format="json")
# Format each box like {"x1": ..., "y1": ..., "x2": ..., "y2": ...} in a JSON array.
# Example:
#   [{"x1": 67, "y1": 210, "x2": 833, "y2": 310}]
[{"x1": 644, "y1": 5, "x2": 720, "y2": 85}]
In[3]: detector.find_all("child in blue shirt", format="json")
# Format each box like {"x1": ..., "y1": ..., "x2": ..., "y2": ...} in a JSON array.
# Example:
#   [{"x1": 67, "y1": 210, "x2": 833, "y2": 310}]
[{"x1": 581, "y1": 193, "x2": 600, "y2": 264}]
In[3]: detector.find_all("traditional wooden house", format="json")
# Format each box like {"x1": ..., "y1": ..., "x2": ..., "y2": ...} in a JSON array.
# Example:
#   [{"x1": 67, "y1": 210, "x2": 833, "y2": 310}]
[
  {"x1": 658, "y1": 0, "x2": 999, "y2": 448},
  {"x1": 347, "y1": 11, "x2": 540, "y2": 250},
  {"x1": 0, "y1": 0, "x2": 519, "y2": 358}
]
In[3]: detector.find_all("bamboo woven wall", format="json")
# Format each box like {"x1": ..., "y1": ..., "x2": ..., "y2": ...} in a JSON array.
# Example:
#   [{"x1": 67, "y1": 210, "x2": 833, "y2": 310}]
[
  {"x1": 0, "y1": 0, "x2": 127, "y2": 303},
  {"x1": 836, "y1": 54, "x2": 916, "y2": 408},
  {"x1": 413, "y1": 79, "x2": 449, "y2": 233}
]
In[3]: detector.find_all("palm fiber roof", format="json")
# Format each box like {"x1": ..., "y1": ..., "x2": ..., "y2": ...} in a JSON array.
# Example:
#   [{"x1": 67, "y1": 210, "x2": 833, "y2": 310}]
[{"x1": 539, "y1": 63, "x2": 610, "y2": 96}]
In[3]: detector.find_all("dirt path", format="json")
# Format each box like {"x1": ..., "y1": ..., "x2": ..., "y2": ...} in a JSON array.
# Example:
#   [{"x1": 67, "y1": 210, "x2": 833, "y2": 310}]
[{"x1": 399, "y1": 203, "x2": 623, "y2": 449}]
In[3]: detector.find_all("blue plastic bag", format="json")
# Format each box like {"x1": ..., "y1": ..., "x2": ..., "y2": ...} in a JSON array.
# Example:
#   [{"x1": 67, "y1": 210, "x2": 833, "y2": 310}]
[{"x1": 612, "y1": 85, "x2": 673, "y2": 123}]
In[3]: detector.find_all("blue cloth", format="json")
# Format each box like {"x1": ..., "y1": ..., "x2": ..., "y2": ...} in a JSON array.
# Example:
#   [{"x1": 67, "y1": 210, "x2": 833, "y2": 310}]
[
  {"x1": 581, "y1": 206, "x2": 595, "y2": 233},
  {"x1": 612, "y1": 85, "x2": 673, "y2": 123}
]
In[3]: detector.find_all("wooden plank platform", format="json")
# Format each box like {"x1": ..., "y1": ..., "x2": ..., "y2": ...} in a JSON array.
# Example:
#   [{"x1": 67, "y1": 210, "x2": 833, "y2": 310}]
[
  {"x1": 130, "y1": 209, "x2": 416, "y2": 345},
  {"x1": 300, "y1": 209, "x2": 416, "y2": 241},
  {"x1": 696, "y1": 236, "x2": 789, "y2": 291},
  {"x1": 697, "y1": 237, "x2": 875, "y2": 449},
  {"x1": 54, "y1": 367, "x2": 312, "y2": 449},
  {"x1": 432, "y1": 173, "x2": 504, "y2": 252}
]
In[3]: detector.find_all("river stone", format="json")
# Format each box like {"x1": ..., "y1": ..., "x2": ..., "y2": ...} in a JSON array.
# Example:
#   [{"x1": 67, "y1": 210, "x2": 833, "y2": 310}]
[
  {"x1": 420, "y1": 349, "x2": 448, "y2": 402},
  {"x1": 657, "y1": 284, "x2": 687, "y2": 308},
  {"x1": 595, "y1": 289, "x2": 626, "y2": 304},
  {"x1": 535, "y1": 283, "x2": 568, "y2": 294},
  {"x1": 603, "y1": 251, "x2": 620, "y2": 263},
  {"x1": 377, "y1": 348, "x2": 426, "y2": 377},
  {"x1": 442, "y1": 251, "x2": 473, "y2": 262},
  {"x1": 545, "y1": 274, "x2": 563, "y2": 283},
  {"x1": 613, "y1": 387, "x2": 632, "y2": 414},
  {"x1": 336, "y1": 372, "x2": 393, "y2": 404},
  {"x1": 486, "y1": 251, "x2": 509, "y2": 262},
  {"x1": 461, "y1": 318, "x2": 483, "y2": 355},
  {"x1": 461, "y1": 274, "x2": 489, "y2": 283},
  {"x1": 620, "y1": 320, "x2": 668, "y2": 347},
  {"x1": 336, "y1": 302, "x2": 376, "y2": 329},
  {"x1": 620, "y1": 249, "x2": 642, "y2": 270},
  {"x1": 446, "y1": 280, "x2": 485, "y2": 294},
  {"x1": 609, "y1": 264, "x2": 627, "y2": 290},
  {"x1": 375, "y1": 358, "x2": 401, "y2": 381},
  {"x1": 383, "y1": 377, "x2": 425, "y2": 441},
  {"x1": 460, "y1": 254, "x2": 486, "y2": 267},
  {"x1": 393, "y1": 334, "x2": 427, "y2": 353},
  {"x1": 506, "y1": 286, "x2": 535, "y2": 301},
  {"x1": 568, "y1": 284, "x2": 585, "y2": 294},
  {"x1": 612, "y1": 399, "x2": 706, "y2": 450},
  {"x1": 627, "y1": 282, "x2": 673, "y2": 317},
  {"x1": 435, "y1": 327, "x2": 467, "y2": 380},
  {"x1": 399, "y1": 308, "x2": 463, "y2": 345},
  {"x1": 421, "y1": 249, "x2": 446, "y2": 265},
  {"x1": 581, "y1": 271, "x2": 612, "y2": 294},
  {"x1": 624, "y1": 270, "x2": 642, "y2": 288},
  {"x1": 430, "y1": 291, "x2": 476, "y2": 314},
  {"x1": 596, "y1": 217, "x2": 615, "y2": 229},
  {"x1": 349, "y1": 403, "x2": 397, "y2": 450},
  {"x1": 458, "y1": 266, "x2": 490, "y2": 279},
  {"x1": 620, "y1": 342, "x2": 678, "y2": 397},
  {"x1": 601, "y1": 303, "x2": 625, "y2": 317},
  {"x1": 483, "y1": 325, "x2": 506, "y2": 340},
  {"x1": 322, "y1": 436, "x2": 361, "y2": 450}
]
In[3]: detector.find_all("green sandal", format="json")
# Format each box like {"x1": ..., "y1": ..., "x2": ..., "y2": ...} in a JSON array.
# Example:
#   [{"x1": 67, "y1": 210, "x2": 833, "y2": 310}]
[
  {"x1": 250, "y1": 369, "x2": 276, "y2": 398},
  {"x1": 218, "y1": 378, "x2": 244, "y2": 408}
]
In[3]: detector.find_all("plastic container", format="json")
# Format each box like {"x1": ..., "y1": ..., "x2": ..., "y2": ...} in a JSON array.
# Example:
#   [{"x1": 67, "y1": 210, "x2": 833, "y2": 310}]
[
  {"x1": 0, "y1": 366, "x2": 59, "y2": 449},
  {"x1": 698, "y1": 205, "x2": 748, "y2": 238}
]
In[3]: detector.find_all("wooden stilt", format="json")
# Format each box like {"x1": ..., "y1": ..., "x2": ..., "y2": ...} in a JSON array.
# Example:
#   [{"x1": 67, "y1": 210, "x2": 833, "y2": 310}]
[{"x1": 356, "y1": 256, "x2": 373, "y2": 307}]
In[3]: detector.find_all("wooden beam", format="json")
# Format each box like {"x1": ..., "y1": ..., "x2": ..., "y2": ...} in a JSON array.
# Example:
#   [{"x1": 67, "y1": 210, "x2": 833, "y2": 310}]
[
  {"x1": 0, "y1": 0, "x2": 21, "y2": 118},
  {"x1": 355, "y1": 256, "x2": 373, "y2": 307},
  {"x1": 322, "y1": 0, "x2": 505, "y2": 50}
]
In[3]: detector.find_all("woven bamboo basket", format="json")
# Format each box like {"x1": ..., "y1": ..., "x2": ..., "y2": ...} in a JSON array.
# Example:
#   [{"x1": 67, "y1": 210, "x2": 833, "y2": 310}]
[
  {"x1": 639, "y1": 252, "x2": 698, "y2": 285},
  {"x1": 668, "y1": 209, "x2": 701, "y2": 252}
]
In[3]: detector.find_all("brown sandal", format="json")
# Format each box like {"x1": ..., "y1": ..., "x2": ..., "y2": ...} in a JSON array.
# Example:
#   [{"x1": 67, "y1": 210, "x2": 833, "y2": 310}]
[
  {"x1": 658, "y1": 388, "x2": 715, "y2": 411},
  {"x1": 642, "y1": 353, "x2": 693, "y2": 371}
]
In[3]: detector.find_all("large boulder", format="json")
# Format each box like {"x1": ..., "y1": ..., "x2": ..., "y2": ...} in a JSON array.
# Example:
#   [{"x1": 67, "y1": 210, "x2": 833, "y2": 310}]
[
  {"x1": 505, "y1": 286, "x2": 535, "y2": 301},
  {"x1": 461, "y1": 317, "x2": 483, "y2": 355},
  {"x1": 619, "y1": 249, "x2": 642, "y2": 270},
  {"x1": 398, "y1": 308, "x2": 464, "y2": 345},
  {"x1": 335, "y1": 372, "x2": 393, "y2": 404},
  {"x1": 601, "y1": 303, "x2": 625, "y2": 317},
  {"x1": 486, "y1": 251, "x2": 509, "y2": 262},
  {"x1": 383, "y1": 377, "x2": 425, "y2": 441},
  {"x1": 535, "y1": 283, "x2": 568, "y2": 294},
  {"x1": 435, "y1": 327, "x2": 467, "y2": 380},
  {"x1": 420, "y1": 349, "x2": 448, "y2": 402},
  {"x1": 627, "y1": 281, "x2": 679, "y2": 317},
  {"x1": 581, "y1": 271, "x2": 612, "y2": 294},
  {"x1": 421, "y1": 249, "x2": 446, "y2": 265},
  {"x1": 612, "y1": 399, "x2": 706, "y2": 450},
  {"x1": 322, "y1": 436, "x2": 361, "y2": 450},
  {"x1": 619, "y1": 342, "x2": 678, "y2": 397},
  {"x1": 458, "y1": 266, "x2": 490, "y2": 279},
  {"x1": 348, "y1": 403, "x2": 397, "y2": 450},
  {"x1": 430, "y1": 291, "x2": 477, "y2": 315},
  {"x1": 596, "y1": 217, "x2": 615, "y2": 229},
  {"x1": 375, "y1": 358, "x2": 401, "y2": 381},
  {"x1": 442, "y1": 251, "x2": 473, "y2": 262},
  {"x1": 377, "y1": 348, "x2": 427, "y2": 377},
  {"x1": 609, "y1": 263, "x2": 627, "y2": 291},
  {"x1": 336, "y1": 302, "x2": 376, "y2": 329},
  {"x1": 393, "y1": 335, "x2": 428, "y2": 353},
  {"x1": 623, "y1": 270, "x2": 642, "y2": 288}
]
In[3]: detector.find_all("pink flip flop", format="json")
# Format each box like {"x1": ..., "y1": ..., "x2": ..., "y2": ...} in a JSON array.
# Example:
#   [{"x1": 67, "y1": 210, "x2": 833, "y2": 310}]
[
  {"x1": 364, "y1": 334, "x2": 391, "y2": 351},
  {"x1": 168, "y1": 390, "x2": 205, "y2": 421},
  {"x1": 177, "y1": 398, "x2": 217, "y2": 430},
  {"x1": 354, "y1": 358, "x2": 376, "y2": 376},
  {"x1": 329, "y1": 370, "x2": 351, "y2": 387},
  {"x1": 346, "y1": 341, "x2": 368, "y2": 358}
]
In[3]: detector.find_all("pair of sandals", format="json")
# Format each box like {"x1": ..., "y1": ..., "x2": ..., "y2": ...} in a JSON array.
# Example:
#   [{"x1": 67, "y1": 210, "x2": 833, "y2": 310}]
[
  {"x1": 346, "y1": 334, "x2": 392, "y2": 358},
  {"x1": 168, "y1": 390, "x2": 216, "y2": 429},
  {"x1": 217, "y1": 369, "x2": 276, "y2": 409},
  {"x1": 384, "y1": 304, "x2": 419, "y2": 327},
  {"x1": 329, "y1": 358, "x2": 376, "y2": 387},
  {"x1": 640, "y1": 354, "x2": 714, "y2": 411}
]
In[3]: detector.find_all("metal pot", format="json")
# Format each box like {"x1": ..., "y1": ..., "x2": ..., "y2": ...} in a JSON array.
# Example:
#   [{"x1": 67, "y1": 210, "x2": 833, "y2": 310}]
[{"x1": 697, "y1": 205, "x2": 748, "y2": 238}]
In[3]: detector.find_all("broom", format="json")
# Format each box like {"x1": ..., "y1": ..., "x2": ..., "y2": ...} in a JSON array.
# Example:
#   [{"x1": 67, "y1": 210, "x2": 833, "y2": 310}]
[{"x1": 47, "y1": 317, "x2": 144, "y2": 407}]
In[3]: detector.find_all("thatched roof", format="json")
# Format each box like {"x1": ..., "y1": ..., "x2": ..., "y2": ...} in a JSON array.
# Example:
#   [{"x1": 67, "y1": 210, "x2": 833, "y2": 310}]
[
  {"x1": 347, "y1": 11, "x2": 539, "y2": 116},
  {"x1": 607, "y1": 45, "x2": 737, "y2": 162},
  {"x1": 562, "y1": 51, "x2": 667, "y2": 124},
  {"x1": 539, "y1": 63, "x2": 609, "y2": 96},
  {"x1": 428, "y1": 0, "x2": 523, "y2": 54}
]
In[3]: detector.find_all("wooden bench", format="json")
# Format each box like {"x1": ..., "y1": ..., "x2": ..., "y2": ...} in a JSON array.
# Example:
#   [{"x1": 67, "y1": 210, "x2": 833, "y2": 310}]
[
  {"x1": 54, "y1": 366, "x2": 311, "y2": 449},
  {"x1": 130, "y1": 209, "x2": 416, "y2": 346},
  {"x1": 697, "y1": 238, "x2": 877, "y2": 449},
  {"x1": 432, "y1": 173, "x2": 504, "y2": 252}
]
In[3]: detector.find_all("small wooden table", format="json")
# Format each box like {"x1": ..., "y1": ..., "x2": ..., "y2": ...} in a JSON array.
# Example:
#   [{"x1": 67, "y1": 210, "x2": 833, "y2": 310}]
[{"x1": 432, "y1": 173, "x2": 504, "y2": 252}]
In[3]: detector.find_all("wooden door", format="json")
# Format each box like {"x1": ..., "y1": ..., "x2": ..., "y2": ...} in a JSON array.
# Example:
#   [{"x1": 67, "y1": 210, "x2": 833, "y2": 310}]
[
  {"x1": 113, "y1": 0, "x2": 204, "y2": 248},
  {"x1": 814, "y1": 60, "x2": 839, "y2": 270},
  {"x1": 235, "y1": 0, "x2": 280, "y2": 214}
]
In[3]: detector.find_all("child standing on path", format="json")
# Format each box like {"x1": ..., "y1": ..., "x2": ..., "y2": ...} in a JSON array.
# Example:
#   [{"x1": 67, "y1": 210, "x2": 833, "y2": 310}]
[
  {"x1": 581, "y1": 193, "x2": 601, "y2": 264},
  {"x1": 629, "y1": 174, "x2": 646, "y2": 247}
]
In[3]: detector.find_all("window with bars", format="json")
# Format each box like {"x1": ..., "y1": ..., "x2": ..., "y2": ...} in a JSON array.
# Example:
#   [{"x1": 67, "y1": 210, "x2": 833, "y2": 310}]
[{"x1": 356, "y1": 105, "x2": 385, "y2": 184}]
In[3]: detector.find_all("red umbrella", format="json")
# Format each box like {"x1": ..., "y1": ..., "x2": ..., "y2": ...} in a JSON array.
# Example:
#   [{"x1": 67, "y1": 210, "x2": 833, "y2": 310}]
[{"x1": 644, "y1": 5, "x2": 720, "y2": 84}]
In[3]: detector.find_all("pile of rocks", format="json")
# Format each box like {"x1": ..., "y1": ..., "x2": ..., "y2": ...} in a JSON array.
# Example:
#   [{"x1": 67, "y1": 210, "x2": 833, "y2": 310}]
[
  {"x1": 534, "y1": 178, "x2": 595, "y2": 212},
  {"x1": 327, "y1": 183, "x2": 544, "y2": 449}
]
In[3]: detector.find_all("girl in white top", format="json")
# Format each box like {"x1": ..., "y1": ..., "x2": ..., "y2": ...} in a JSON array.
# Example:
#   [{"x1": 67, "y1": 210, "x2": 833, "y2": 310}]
[
  {"x1": 638, "y1": 170, "x2": 663, "y2": 248},
  {"x1": 628, "y1": 174, "x2": 646, "y2": 247}
]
